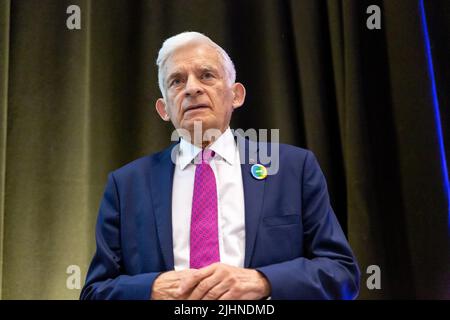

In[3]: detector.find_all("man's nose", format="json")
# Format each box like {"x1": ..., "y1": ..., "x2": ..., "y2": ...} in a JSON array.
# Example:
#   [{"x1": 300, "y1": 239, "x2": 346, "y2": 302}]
[{"x1": 184, "y1": 76, "x2": 204, "y2": 97}]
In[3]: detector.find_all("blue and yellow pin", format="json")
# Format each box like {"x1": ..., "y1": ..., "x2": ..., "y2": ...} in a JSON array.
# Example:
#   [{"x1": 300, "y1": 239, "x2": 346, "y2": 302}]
[{"x1": 251, "y1": 164, "x2": 268, "y2": 180}]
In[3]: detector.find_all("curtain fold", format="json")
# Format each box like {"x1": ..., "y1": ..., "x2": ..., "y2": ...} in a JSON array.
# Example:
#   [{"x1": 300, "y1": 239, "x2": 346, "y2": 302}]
[
  {"x1": 384, "y1": 0, "x2": 450, "y2": 298},
  {"x1": 0, "y1": 0, "x2": 448, "y2": 299},
  {"x1": 0, "y1": 0, "x2": 11, "y2": 301},
  {"x1": 1, "y1": 0, "x2": 95, "y2": 299}
]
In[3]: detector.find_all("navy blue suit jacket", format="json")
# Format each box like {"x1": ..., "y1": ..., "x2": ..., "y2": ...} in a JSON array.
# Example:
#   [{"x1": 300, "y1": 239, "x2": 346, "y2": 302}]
[{"x1": 80, "y1": 136, "x2": 360, "y2": 300}]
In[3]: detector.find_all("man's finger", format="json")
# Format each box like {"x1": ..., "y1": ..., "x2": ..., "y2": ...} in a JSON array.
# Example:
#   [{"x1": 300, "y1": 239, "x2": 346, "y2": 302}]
[
  {"x1": 187, "y1": 272, "x2": 224, "y2": 300},
  {"x1": 218, "y1": 290, "x2": 234, "y2": 300},
  {"x1": 179, "y1": 265, "x2": 216, "y2": 294},
  {"x1": 201, "y1": 281, "x2": 230, "y2": 300}
]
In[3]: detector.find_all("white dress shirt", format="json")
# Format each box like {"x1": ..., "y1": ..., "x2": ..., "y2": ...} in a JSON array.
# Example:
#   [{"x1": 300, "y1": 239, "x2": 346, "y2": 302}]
[{"x1": 171, "y1": 127, "x2": 246, "y2": 270}]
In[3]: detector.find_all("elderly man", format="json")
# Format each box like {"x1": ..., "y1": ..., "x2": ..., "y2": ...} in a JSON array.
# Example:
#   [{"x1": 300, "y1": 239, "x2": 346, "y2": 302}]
[{"x1": 80, "y1": 32, "x2": 360, "y2": 300}]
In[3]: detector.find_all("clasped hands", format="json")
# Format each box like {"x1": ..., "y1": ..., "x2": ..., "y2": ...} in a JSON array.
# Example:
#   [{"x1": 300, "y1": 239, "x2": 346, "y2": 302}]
[{"x1": 151, "y1": 262, "x2": 271, "y2": 300}]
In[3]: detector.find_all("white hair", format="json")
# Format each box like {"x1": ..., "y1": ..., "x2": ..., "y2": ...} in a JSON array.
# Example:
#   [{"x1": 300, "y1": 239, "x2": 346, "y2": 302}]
[{"x1": 156, "y1": 31, "x2": 236, "y2": 99}]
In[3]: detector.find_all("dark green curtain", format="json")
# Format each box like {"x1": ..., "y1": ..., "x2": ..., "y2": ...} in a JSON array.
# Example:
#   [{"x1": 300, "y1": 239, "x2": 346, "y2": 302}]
[{"x1": 0, "y1": 0, "x2": 449, "y2": 299}]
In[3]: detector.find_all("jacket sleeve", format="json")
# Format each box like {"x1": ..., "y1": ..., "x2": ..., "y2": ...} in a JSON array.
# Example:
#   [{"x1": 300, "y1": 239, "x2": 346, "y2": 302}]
[
  {"x1": 257, "y1": 151, "x2": 361, "y2": 299},
  {"x1": 80, "y1": 173, "x2": 161, "y2": 300}
]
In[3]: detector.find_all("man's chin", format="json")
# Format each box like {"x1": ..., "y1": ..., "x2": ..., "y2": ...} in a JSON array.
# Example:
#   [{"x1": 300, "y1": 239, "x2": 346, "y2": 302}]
[
  {"x1": 181, "y1": 117, "x2": 212, "y2": 130},
  {"x1": 180, "y1": 119, "x2": 224, "y2": 138}
]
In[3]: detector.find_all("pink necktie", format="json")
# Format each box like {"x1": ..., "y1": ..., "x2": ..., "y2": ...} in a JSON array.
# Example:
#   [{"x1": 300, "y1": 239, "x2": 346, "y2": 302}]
[{"x1": 190, "y1": 149, "x2": 220, "y2": 269}]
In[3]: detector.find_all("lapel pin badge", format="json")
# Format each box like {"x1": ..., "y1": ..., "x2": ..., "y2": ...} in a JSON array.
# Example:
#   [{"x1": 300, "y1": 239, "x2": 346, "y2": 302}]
[{"x1": 251, "y1": 164, "x2": 268, "y2": 180}]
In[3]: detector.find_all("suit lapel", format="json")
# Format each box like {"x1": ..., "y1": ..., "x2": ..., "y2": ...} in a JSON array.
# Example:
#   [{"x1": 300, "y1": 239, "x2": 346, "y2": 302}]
[
  {"x1": 236, "y1": 135, "x2": 266, "y2": 267},
  {"x1": 150, "y1": 143, "x2": 178, "y2": 270}
]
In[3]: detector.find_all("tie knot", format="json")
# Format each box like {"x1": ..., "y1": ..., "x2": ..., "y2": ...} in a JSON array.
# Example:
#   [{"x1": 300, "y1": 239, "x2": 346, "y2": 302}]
[{"x1": 201, "y1": 149, "x2": 215, "y2": 163}]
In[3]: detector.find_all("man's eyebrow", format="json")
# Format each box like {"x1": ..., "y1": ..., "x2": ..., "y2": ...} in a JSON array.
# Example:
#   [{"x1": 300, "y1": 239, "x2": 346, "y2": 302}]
[
  {"x1": 166, "y1": 66, "x2": 220, "y2": 84},
  {"x1": 199, "y1": 65, "x2": 219, "y2": 73},
  {"x1": 166, "y1": 71, "x2": 184, "y2": 83}
]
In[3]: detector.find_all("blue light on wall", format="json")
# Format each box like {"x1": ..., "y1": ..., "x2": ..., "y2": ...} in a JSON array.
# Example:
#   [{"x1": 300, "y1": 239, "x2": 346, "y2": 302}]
[{"x1": 419, "y1": 0, "x2": 450, "y2": 229}]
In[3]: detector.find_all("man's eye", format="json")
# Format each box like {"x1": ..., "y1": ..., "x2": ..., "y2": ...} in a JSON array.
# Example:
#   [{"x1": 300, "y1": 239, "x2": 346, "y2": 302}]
[
  {"x1": 170, "y1": 79, "x2": 181, "y2": 87},
  {"x1": 202, "y1": 72, "x2": 214, "y2": 79}
]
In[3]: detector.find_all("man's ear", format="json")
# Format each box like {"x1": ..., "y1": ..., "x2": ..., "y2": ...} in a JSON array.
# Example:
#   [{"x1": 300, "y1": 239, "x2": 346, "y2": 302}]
[
  {"x1": 155, "y1": 98, "x2": 170, "y2": 121},
  {"x1": 231, "y1": 82, "x2": 246, "y2": 110}
]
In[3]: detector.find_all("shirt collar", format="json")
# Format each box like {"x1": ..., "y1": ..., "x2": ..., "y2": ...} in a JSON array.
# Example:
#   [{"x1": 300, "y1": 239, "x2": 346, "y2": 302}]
[{"x1": 178, "y1": 127, "x2": 237, "y2": 170}]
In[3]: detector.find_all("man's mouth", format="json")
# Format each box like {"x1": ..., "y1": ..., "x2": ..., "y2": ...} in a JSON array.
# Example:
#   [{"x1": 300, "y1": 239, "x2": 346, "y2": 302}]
[{"x1": 184, "y1": 104, "x2": 210, "y2": 113}]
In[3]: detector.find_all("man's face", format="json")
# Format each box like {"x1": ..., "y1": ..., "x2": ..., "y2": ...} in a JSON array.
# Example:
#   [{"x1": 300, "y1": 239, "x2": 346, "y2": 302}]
[{"x1": 156, "y1": 42, "x2": 245, "y2": 140}]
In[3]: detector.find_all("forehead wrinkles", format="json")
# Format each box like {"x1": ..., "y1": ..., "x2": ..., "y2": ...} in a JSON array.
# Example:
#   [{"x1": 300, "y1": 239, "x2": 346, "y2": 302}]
[{"x1": 163, "y1": 44, "x2": 224, "y2": 79}]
